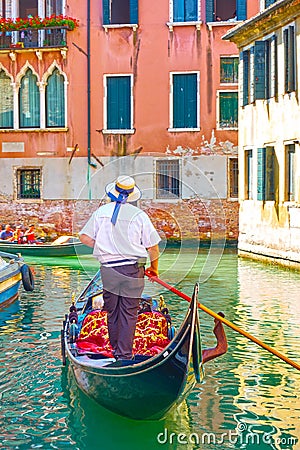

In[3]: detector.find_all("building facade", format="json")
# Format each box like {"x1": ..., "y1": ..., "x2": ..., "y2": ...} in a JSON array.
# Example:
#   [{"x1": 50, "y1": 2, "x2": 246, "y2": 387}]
[
  {"x1": 0, "y1": 0, "x2": 259, "y2": 242},
  {"x1": 224, "y1": 0, "x2": 300, "y2": 267}
]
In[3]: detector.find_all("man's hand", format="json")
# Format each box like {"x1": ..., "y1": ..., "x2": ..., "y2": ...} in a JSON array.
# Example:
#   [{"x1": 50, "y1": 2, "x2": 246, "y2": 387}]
[
  {"x1": 146, "y1": 244, "x2": 159, "y2": 277},
  {"x1": 79, "y1": 233, "x2": 95, "y2": 248},
  {"x1": 145, "y1": 267, "x2": 158, "y2": 277}
]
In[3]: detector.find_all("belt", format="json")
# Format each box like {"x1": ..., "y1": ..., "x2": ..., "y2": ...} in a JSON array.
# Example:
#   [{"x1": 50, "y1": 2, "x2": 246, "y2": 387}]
[{"x1": 102, "y1": 257, "x2": 147, "y2": 267}]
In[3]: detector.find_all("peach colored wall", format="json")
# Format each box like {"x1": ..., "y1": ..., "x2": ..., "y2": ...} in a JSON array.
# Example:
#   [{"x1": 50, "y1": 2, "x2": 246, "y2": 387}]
[{"x1": 0, "y1": 0, "x2": 260, "y2": 160}]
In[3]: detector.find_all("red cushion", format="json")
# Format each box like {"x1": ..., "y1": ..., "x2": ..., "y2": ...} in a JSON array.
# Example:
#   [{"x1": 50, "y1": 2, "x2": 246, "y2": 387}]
[{"x1": 76, "y1": 310, "x2": 170, "y2": 356}]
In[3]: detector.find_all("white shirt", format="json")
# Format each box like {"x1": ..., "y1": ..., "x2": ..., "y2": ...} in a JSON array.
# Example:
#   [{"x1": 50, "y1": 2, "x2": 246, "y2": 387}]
[{"x1": 79, "y1": 202, "x2": 160, "y2": 265}]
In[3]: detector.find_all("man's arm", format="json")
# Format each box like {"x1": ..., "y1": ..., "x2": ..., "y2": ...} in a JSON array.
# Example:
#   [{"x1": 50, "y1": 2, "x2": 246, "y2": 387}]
[
  {"x1": 79, "y1": 233, "x2": 95, "y2": 248},
  {"x1": 146, "y1": 244, "x2": 159, "y2": 276}
]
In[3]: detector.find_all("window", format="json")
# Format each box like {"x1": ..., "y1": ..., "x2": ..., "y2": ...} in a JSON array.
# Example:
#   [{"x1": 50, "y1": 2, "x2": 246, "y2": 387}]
[
  {"x1": 257, "y1": 147, "x2": 278, "y2": 201},
  {"x1": 241, "y1": 49, "x2": 250, "y2": 106},
  {"x1": 264, "y1": 0, "x2": 277, "y2": 7},
  {"x1": 245, "y1": 150, "x2": 253, "y2": 199},
  {"x1": 19, "y1": 0, "x2": 38, "y2": 18},
  {"x1": 218, "y1": 91, "x2": 238, "y2": 129},
  {"x1": 46, "y1": 68, "x2": 65, "y2": 128},
  {"x1": 171, "y1": 72, "x2": 199, "y2": 130},
  {"x1": 229, "y1": 158, "x2": 238, "y2": 198},
  {"x1": 156, "y1": 160, "x2": 180, "y2": 199},
  {"x1": 105, "y1": 75, "x2": 132, "y2": 131},
  {"x1": 45, "y1": 0, "x2": 64, "y2": 16},
  {"x1": 283, "y1": 26, "x2": 296, "y2": 93},
  {"x1": 0, "y1": 0, "x2": 12, "y2": 18},
  {"x1": 285, "y1": 144, "x2": 295, "y2": 201},
  {"x1": 172, "y1": 0, "x2": 199, "y2": 22},
  {"x1": 206, "y1": 0, "x2": 246, "y2": 22},
  {"x1": 242, "y1": 37, "x2": 277, "y2": 105},
  {"x1": 16, "y1": 168, "x2": 41, "y2": 199},
  {"x1": 19, "y1": 69, "x2": 40, "y2": 128},
  {"x1": 103, "y1": 0, "x2": 138, "y2": 25},
  {"x1": 0, "y1": 69, "x2": 13, "y2": 128},
  {"x1": 220, "y1": 57, "x2": 238, "y2": 84}
]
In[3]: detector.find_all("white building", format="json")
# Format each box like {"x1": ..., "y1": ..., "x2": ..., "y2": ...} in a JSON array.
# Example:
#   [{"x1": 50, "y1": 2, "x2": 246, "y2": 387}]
[{"x1": 224, "y1": 0, "x2": 300, "y2": 268}]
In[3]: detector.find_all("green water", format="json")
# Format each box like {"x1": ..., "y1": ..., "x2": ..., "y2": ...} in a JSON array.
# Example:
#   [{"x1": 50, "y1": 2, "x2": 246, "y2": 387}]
[{"x1": 0, "y1": 249, "x2": 299, "y2": 450}]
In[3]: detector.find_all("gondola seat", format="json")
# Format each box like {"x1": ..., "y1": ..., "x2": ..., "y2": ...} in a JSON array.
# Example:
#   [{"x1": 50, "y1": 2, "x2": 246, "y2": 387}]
[{"x1": 76, "y1": 310, "x2": 170, "y2": 357}]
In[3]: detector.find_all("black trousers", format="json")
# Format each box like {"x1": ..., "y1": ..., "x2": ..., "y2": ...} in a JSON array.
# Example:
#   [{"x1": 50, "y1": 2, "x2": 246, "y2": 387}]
[{"x1": 100, "y1": 264, "x2": 145, "y2": 360}]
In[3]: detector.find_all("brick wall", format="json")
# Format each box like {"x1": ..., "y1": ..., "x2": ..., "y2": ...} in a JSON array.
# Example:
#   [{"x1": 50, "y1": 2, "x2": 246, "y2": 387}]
[{"x1": 0, "y1": 199, "x2": 239, "y2": 243}]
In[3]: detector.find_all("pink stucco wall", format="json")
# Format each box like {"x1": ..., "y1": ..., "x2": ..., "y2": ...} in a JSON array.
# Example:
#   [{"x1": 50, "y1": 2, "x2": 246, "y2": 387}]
[{"x1": 0, "y1": 0, "x2": 260, "y2": 160}]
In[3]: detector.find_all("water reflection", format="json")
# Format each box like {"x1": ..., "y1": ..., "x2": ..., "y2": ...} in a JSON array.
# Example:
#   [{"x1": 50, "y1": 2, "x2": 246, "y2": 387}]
[{"x1": 0, "y1": 252, "x2": 299, "y2": 449}]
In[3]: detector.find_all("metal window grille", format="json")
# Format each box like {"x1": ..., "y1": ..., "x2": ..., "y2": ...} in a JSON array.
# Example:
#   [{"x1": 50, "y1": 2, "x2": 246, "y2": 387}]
[
  {"x1": 156, "y1": 160, "x2": 180, "y2": 199},
  {"x1": 229, "y1": 158, "x2": 238, "y2": 198},
  {"x1": 17, "y1": 169, "x2": 41, "y2": 199}
]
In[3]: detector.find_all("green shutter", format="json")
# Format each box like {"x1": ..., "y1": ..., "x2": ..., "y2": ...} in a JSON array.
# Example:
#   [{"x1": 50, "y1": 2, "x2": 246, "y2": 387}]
[
  {"x1": 103, "y1": 0, "x2": 110, "y2": 25},
  {"x1": 254, "y1": 41, "x2": 266, "y2": 100},
  {"x1": 0, "y1": 70, "x2": 13, "y2": 128},
  {"x1": 241, "y1": 50, "x2": 249, "y2": 106},
  {"x1": 107, "y1": 76, "x2": 131, "y2": 130},
  {"x1": 46, "y1": 69, "x2": 65, "y2": 128},
  {"x1": 19, "y1": 69, "x2": 40, "y2": 128},
  {"x1": 288, "y1": 26, "x2": 295, "y2": 92},
  {"x1": 173, "y1": 73, "x2": 197, "y2": 128},
  {"x1": 206, "y1": 0, "x2": 214, "y2": 22},
  {"x1": 237, "y1": 0, "x2": 247, "y2": 20},
  {"x1": 257, "y1": 148, "x2": 266, "y2": 201},
  {"x1": 130, "y1": 0, "x2": 138, "y2": 24},
  {"x1": 219, "y1": 92, "x2": 238, "y2": 128}
]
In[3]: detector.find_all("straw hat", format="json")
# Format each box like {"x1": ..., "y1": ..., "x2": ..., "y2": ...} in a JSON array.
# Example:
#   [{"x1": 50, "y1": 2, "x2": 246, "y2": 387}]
[{"x1": 105, "y1": 175, "x2": 142, "y2": 202}]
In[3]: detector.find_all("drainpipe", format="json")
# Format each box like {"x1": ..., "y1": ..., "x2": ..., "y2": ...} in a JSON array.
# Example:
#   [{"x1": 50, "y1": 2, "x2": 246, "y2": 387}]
[{"x1": 87, "y1": 0, "x2": 91, "y2": 199}]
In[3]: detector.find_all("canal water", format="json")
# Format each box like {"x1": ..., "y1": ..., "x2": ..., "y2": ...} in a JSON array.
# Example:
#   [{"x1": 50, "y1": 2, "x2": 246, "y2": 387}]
[{"x1": 0, "y1": 249, "x2": 299, "y2": 450}]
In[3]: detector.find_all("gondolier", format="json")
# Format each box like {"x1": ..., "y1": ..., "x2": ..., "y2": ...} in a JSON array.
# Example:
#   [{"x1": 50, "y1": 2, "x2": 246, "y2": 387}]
[{"x1": 79, "y1": 175, "x2": 161, "y2": 361}]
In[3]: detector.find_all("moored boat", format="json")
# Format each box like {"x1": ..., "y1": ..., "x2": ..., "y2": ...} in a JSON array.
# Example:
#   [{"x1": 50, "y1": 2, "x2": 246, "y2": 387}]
[
  {"x1": 0, "y1": 251, "x2": 34, "y2": 309},
  {"x1": 61, "y1": 271, "x2": 227, "y2": 420},
  {"x1": 0, "y1": 236, "x2": 93, "y2": 257}
]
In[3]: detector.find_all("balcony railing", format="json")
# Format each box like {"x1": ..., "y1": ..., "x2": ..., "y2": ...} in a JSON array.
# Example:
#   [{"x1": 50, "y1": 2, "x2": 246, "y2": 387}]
[{"x1": 0, "y1": 26, "x2": 68, "y2": 50}]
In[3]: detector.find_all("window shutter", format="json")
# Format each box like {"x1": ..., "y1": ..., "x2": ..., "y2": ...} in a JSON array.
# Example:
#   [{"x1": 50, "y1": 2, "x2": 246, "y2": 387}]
[
  {"x1": 103, "y1": 0, "x2": 110, "y2": 25},
  {"x1": 107, "y1": 76, "x2": 131, "y2": 130},
  {"x1": 241, "y1": 50, "x2": 249, "y2": 106},
  {"x1": 257, "y1": 148, "x2": 266, "y2": 201},
  {"x1": 19, "y1": 69, "x2": 40, "y2": 128},
  {"x1": 270, "y1": 35, "x2": 277, "y2": 98},
  {"x1": 173, "y1": 0, "x2": 185, "y2": 22},
  {"x1": 0, "y1": 70, "x2": 13, "y2": 128},
  {"x1": 265, "y1": 0, "x2": 276, "y2": 7},
  {"x1": 173, "y1": 73, "x2": 197, "y2": 128},
  {"x1": 206, "y1": 0, "x2": 214, "y2": 22},
  {"x1": 130, "y1": 0, "x2": 138, "y2": 24},
  {"x1": 288, "y1": 26, "x2": 295, "y2": 92},
  {"x1": 46, "y1": 69, "x2": 65, "y2": 128},
  {"x1": 254, "y1": 41, "x2": 266, "y2": 100},
  {"x1": 237, "y1": 0, "x2": 247, "y2": 21},
  {"x1": 186, "y1": 0, "x2": 198, "y2": 21}
]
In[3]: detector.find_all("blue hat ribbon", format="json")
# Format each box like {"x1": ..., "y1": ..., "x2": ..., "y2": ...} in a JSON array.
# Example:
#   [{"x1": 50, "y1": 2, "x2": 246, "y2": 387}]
[{"x1": 108, "y1": 185, "x2": 134, "y2": 225}]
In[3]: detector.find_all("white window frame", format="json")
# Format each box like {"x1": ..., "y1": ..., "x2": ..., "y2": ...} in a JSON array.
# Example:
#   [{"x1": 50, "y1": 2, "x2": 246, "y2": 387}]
[
  {"x1": 102, "y1": 73, "x2": 134, "y2": 134},
  {"x1": 168, "y1": 71, "x2": 200, "y2": 132},
  {"x1": 220, "y1": 55, "x2": 239, "y2": 86}
]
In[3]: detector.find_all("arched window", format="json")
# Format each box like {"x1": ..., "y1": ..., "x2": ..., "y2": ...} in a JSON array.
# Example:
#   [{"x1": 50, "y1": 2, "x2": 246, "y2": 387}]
[
  {"x1": 0, "y1": 70, "x2": 13, "y2": 128},
  {"x1": 46, "y1": 68, "x2": 65, "y2": 128},
  {"x1": 19, "y1": 69, "x2": 40, "y2": 128}
]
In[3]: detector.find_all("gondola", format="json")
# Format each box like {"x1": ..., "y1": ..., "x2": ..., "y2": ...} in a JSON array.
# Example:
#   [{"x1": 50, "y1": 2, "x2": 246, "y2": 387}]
[
  {"x1": 0, "y1": 251, "x2": 34, "y2": 309},
  {"x1": 0, "y1": 236, "x2": 93, "y2": 257},
  {"x1": 61, "y1": 271, "x2": 227, "y2": 420}
]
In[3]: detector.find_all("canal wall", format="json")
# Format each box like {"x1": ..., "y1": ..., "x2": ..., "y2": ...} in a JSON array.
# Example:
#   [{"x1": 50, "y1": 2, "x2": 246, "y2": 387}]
[{"x1": 0, "y1": 198, "x2": 239, "y2": 245}]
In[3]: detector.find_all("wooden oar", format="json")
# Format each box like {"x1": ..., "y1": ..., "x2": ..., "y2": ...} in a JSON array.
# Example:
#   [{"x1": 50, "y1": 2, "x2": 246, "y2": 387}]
[{"x1": 145, "y1": 271, "x2": 300, "y2": 371}]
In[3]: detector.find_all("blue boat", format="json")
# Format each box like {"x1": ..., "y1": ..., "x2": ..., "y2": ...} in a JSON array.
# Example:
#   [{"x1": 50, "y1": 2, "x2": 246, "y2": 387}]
[{"x1": 0, "y1": 251, "x2": 34, "y2": 309}]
